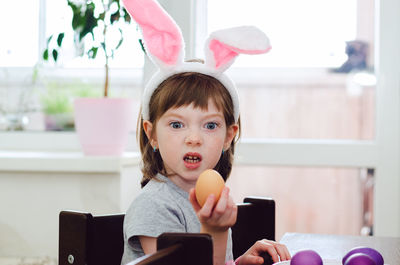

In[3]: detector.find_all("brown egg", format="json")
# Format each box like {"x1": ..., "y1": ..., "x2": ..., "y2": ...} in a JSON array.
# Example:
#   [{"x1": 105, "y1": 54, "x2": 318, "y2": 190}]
[{"x1": 195, "y1": 169, "x2": 225, "y2": 207}]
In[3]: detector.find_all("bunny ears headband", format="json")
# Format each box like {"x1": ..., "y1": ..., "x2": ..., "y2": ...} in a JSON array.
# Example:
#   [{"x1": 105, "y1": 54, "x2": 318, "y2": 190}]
[{"x1": 122, "y1": 0, "x2": 271, "y2": 122}]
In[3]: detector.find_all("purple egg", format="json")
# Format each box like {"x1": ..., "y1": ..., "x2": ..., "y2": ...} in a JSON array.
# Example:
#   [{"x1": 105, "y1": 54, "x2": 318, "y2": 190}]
[
  {"x1": 342, "y1": 247, "x2": 384, "y2": 265},
  {"x1": 291, "y1": 250, "x2": 323, "y2": 265},
  {"x1": 344, "y1": 253, "x2": 376, "y2": 265}
]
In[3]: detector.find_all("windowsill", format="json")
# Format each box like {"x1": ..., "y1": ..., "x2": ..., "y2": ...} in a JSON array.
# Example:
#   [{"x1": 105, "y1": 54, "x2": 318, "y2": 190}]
[
  {"x1": 0, "y1": 131, "x2": 138, "y2": 152},
  {"x1": 0, "y1": 150, "x2": 141, "y2": 173}
]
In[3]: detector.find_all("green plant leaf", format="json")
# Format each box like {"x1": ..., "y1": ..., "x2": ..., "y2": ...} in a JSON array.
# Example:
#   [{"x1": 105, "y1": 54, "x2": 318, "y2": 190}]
[
  {"x1": 43, "y1": 49, "x2": 49, "y2": 61},
  {"x1": 99, "y1": 11, "x2": 106, "y2": 20},
  {"x1": 110, "y1": 10, "x2": 120, "y2": 24},
  {"x1": 139, "y1": 39, "x2": 146, "y2": 54},
  {"x1": 52, "y1": 49, "x2": 58, "y2": 61},
  {"x1": 46, "y1": 35, "x2": 53, "y2": 44},
  {"x1": 80, "y1": 3, "x2": 97, "y2": 41},
  {"x1": 68, "y1": 1, "x2": 83, "y2": 30},
  {"x1": 88, "y1": 47, "x2": 98, "y2": 59},
  {"x1": 122, "y1": 8, "x2": 131, "y2": 23},
  {"x1": 67, "y1": 0, "x2": 78, "y2": 13},
  {"x1": 57, "y1": 33, "x2": 65, "y2": 47},
  {"x1": 116, "y1": 38, "x2": 124, "y2": 50}
]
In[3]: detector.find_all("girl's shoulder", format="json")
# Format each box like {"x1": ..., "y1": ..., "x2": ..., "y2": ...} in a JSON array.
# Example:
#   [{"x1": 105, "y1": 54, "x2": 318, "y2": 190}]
[
  {"x1": 130, "y1": 177, "x2": 178, "y2": 209},
  {"x1": 124, "y1": 177, "x2": 191, "y2": 223}
]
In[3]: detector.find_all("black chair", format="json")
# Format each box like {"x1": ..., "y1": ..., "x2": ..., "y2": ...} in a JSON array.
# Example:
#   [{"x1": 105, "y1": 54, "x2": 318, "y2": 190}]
[
  {"x1": 127, "y1": 244, "x2": 183, "y2": 265},
  {"x1": 58, "y1": 196, "x2": 275, "y2": 265},
  {"x1": 58, "y1": 211, "x2": 125, "y2": 265},
  {"x1": 231, "y1": 196, "x2": 275, "y2": 259},
  {"x1": 128, "y1": 233, "x2": 213, "y2": 265}
]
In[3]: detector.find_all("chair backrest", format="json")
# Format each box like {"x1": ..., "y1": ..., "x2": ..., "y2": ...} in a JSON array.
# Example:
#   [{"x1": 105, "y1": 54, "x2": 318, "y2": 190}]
[
  {"x1": 128, "y1": 244, "x2": 182, "y2": 265},
  {"x1": 59, "y1": 211, "x2": 125, "y2": 265},
  {"x1": 58, "y1": 196, "x2": 275, "y2": 265},
  {"x1": 231, "y1": 196, "x2": 275, "y2": 259},
  {"x1": 128, "y1": 233, "x2": 213, "y2": 265}
]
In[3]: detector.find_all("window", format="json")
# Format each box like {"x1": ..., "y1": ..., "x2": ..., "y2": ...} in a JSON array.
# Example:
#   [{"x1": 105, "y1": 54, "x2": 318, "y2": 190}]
[
  {"x1": 45, "y1": 0, "x2": 144, "y2": 68},
  {"x1": 207, "y1": 0, "x2": 378, "y2": 238},
  {"x1": 0, "y1": 0, "x2": 399, "y2": 237},
  {"x1": 0, "y1": 0, "x2": 144, "y2": 68},
  {"x1": 0, "y1": 1, "x2": 40, "y2": 67},
  {"x1": 207, "y1": 0, "x2": 375, "y2": 140},
  {"x1": 208, "y1": 0, "x2": 357, "y2": 68},
  {"x1": 0, "y1": 0, "x2": 144, "y2": 133}
]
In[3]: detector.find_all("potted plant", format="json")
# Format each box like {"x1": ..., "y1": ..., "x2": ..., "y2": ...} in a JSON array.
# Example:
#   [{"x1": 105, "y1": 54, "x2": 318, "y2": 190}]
[
  {"x1": 40, "y1": 82, "x2": 75, "y2": 131},
  {"x1": 43, "y1": 0, "x2": 137, "y2": 155},
  {"x1": 40, "y1": 80, "x2": 100, "y2": 131}
]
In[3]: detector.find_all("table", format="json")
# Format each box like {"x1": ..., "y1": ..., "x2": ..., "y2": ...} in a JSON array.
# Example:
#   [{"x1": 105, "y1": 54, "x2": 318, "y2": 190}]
[{"x1": 280, "y1": 233, "x2": 400, "y2": 265}]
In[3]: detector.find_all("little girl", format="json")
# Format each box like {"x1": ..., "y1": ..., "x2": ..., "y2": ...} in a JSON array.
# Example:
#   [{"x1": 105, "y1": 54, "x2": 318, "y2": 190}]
[{"x1": 121, "y1": 1, "x2": 291, "y2": 265}]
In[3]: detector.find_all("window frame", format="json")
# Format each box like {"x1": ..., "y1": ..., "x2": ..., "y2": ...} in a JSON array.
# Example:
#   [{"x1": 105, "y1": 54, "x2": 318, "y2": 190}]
[{"x1": 0, "y1": 0, "x2": 399, "y2": 237}]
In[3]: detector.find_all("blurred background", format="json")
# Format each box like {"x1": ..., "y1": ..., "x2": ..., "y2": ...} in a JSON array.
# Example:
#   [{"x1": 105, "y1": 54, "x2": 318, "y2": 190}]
[{"x1": 1, "y1": 0, "x2": 399, "y2": 264}]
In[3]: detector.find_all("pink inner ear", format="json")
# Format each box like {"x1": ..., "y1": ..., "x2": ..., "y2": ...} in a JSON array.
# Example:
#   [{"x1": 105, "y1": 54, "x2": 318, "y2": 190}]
[
  {"x1": 209, "y1": 39, "x2": 238, "y2": 69},
  {"x1": 123, "y1": 0, "x2": 182, "y2": 66},
  {"x1": 142, "y1": 25, "x2": 181, "y2": 65}
]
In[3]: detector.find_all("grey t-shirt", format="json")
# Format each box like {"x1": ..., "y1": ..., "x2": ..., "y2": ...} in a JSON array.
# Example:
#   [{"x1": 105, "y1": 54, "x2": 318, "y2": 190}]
[{"x1": 121, "y1": 174, "x2": 233, "y2": 265}]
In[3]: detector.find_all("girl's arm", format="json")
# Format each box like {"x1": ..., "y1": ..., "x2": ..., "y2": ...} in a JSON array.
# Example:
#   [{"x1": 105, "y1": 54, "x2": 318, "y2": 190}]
[
  {"x1": 138, "y1": 236, "x2": 157, "y2": 255},
  {"x1": 237, "y1": 240, "x2": 291, "y2": 265},
  {"x1": 189, "y1": 187, "x2": 238, "y2": 265}
]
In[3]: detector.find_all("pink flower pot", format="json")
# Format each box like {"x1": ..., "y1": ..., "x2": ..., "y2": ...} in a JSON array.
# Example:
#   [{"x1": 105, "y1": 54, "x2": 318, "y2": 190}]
[{"x1": 74, "y1": 98, "x2": 134, "y2": 156}]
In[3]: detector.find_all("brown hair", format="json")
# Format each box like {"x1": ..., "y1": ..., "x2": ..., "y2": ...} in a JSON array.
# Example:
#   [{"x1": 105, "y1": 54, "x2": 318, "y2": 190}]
[{"x1": 138, "y1": 72, "x2": 240, "y2": 187}]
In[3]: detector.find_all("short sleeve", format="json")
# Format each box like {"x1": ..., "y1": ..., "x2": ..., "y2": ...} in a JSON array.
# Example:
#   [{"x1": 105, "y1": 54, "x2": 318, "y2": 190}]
[{"x1": 124, "y1": 191, "x2": 186, "y2": 251}]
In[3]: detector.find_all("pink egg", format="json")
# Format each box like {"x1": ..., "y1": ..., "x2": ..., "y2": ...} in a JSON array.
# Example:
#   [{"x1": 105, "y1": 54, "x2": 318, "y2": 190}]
[
  {"x1": 342, "y1": 247, "x2": 383, "y2": 265},
  {"x1": 344, "y1": 253, "x2": 376, "y2": 265},
  {"x1": 291, "y1": 250, "x2": 323, "y2": 265}
]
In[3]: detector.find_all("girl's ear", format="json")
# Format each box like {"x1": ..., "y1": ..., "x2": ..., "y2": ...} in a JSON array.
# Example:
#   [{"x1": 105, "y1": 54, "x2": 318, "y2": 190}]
[
  {"x1": 122, "y1": 0, "x2": 184, "y2": 70},
  {"x1": 143, "y1": 120, "x2": 156, "y2": 146},
  {"x1": 204, "y1": 26, "x2": 271, "y2": 73},
  {"x1": 224, "y1": 123, "x2": 239, "y2": 150}
]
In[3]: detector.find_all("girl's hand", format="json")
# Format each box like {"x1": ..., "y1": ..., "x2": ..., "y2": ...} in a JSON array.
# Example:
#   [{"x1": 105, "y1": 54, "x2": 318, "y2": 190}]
[
  {"x1": 189, "y1": 186, "x2": 237, "y2": 233},
  {"x1": 238, "y1": 239, "x2": 291, "y2": 265}
]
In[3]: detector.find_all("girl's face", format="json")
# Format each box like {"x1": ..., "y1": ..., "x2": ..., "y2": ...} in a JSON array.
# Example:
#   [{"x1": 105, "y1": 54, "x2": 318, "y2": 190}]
[{"x1": 143, "y1": 99, "x2": 238, "y2": 192}]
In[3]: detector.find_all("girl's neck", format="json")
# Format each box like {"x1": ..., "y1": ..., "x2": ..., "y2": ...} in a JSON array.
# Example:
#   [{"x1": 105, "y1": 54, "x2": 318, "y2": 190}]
[{"x1": 168, "y1": 175, "x2": 196, "y2": 193}]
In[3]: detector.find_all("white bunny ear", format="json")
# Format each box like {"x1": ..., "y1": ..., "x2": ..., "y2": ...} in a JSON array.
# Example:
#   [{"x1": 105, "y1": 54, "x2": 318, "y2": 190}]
[
  {"x1": 205, "y1": 26, "x2": 271, "y2": 73},
  {"x1": 123, "y1": 0, "x2": 184, "y2": 69}
]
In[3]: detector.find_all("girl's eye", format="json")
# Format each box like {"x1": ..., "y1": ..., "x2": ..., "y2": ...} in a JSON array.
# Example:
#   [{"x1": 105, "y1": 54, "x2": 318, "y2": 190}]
[
  {"x1": 169, "y1": 122, "x2": 183, "y2": 129},
  {"x1": 205, "y1": 122, "x2": 218, "y2": 130}
]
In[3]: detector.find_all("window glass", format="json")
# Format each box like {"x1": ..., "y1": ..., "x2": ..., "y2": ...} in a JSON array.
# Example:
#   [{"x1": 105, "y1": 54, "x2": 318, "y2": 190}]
[
  {"x1": 208, "y1": 0, "x2": 357, "y2": 68},
  {"x1": 0, "y1": 0, "x2": 144, "y2": 132},
  {"x1": 0, "y1": 1, "x2": 39, "y2": 67},
  {"x1": 45, "y1": 0, "x2": 144, "y2": 68},
  {"x1": 208, "y1": 0, "x2": 375, "y2": 140}
]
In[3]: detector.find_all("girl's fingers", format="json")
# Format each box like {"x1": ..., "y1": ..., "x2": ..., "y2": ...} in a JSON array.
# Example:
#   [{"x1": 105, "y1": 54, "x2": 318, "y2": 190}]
[
  {"x1": 263, "y1": 244, "x2": 280, "y2": 263},
  {"x1": 285, "y1": 247, "x2": 291, "y2": 260},
  {"x1": 200, "y1": 194, "x2": 215, "y2": 217},
  {"x1": 261, "y1": 240, "x2": 291, "y2": 262},
  {"x1": 214, "y1": 187, "x2": 229, "y2": 215},
  {"x1": 190, "y1": 186, "x2": 237, "y2": 229},
  {"x1": 274, "y1": 243, "x2": 291, "y2": 261},
  {"x1": 228, "y1": 202, "x2": 238, "y2": 225},
  {"x1": 251, "y1": 240, "x2": 279, "y2": 263},
  {"x1": 244, "y1": 255, "x2": 264, "y2": 265}
]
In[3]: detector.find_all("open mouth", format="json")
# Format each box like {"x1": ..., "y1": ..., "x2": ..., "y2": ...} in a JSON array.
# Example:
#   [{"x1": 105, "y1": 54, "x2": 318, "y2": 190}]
[{"x1": 184, "y1": 153, "x2": 202, "y2": 164}]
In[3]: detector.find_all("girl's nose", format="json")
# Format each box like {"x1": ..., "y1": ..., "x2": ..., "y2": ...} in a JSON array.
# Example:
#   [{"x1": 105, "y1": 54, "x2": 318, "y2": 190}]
[{"x1": 185, "y1": 130, "x2": 202, "y2": 146}]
